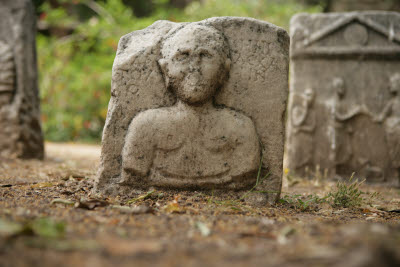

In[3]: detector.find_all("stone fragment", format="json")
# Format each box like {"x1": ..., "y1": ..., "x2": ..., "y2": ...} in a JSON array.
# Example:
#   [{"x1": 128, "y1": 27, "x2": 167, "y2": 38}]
[
  {"x1": 285, "y1": 12, "x2": 400, "y2": 184},
  {"x1": 0, "y1": 0, "x2": 44, "y2": 159},
  {"x1": 96, "y1": 17, "x2": 289, "y2": 204}
]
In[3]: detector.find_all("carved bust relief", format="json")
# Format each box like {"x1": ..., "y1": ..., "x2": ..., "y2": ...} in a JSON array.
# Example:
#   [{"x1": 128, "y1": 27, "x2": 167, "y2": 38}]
[
  {"x1": 120, "y1": 25, "x2": 261, "y2": 189},
  {"x1": 96, "y1": 17, "x2": 289, "y2": 204}
]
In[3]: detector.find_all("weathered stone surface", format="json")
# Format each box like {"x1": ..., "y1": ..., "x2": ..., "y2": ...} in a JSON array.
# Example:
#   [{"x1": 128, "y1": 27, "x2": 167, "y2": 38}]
[
  {"x1": 0, "y1": 0, "x2": 43, "y2": 159},
  {"x1": 285, "y1": 12, "x2": 400, "y2": 184},
  {"x1": 96, "y1": 17, "x2": 289, "y2": 204},
  {"x1": 326, "y1": 0, "x2": 400, "y2": 13}
]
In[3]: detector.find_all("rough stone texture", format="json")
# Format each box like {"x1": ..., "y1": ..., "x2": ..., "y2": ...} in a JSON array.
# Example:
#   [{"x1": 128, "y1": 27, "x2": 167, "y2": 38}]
[
  {"x1": 96, "y1": 17, "x2": 289, "y2": 204},
  {"x1": 326, "y1": 0, "x2": 400, "y2": 13},
  {"x1": 0, "y1": 0, "x2": 44, "y2": 159},
  {"x1": 285, "y1": 12, "x2": 400, "y2": 185}
]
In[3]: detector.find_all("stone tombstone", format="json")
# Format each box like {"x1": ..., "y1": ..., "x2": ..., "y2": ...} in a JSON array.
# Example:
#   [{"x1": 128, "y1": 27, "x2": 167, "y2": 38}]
[
  {"x1": 285, "y1": 12, "x2": 400, "y2": 184},
  {"x1": 0, "y1": 0, "x2": 43, "y2": 159},
  {"x1": 96, "y1": 17, "x2": 289, "y2": 204}
]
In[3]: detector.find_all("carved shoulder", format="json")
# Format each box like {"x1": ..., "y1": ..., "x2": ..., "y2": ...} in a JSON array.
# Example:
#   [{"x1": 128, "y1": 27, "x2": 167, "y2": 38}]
[
  {"x1": 219, "y1": 109, "x2": 261, "y2": 174},
  {"x1": 127, "y1": 108, "x2": 171, "y2": 136},
  {"x1": 219, "y1": 109, "x2": 258, "y2": 140},
  {"x1": 122, "y1": 108, "x2": 171, "y2": 177}
]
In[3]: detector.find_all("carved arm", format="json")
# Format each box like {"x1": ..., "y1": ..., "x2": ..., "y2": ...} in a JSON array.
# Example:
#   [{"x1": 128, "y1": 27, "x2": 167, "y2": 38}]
[
  {"x1": 373, "y1": 101, "x2": 392, "y2": 123},
  {"x1": 120, "y1": 113, "x2": 156, "y2": 183}
]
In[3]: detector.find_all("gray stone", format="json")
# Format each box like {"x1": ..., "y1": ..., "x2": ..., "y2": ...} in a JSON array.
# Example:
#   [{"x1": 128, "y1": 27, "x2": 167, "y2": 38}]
[
  {"x1": 326, "y1": 0, "x2": 400, "y2": 13},
  {"x1": 0, "y1": 0, "x2": 43, "y2": 159},
  {"x1": 95, "y1": 17, "x2": 289, "y2": 204},
  {"x1": 285, "y1": 11, "x2": 400, "y2": 184}
]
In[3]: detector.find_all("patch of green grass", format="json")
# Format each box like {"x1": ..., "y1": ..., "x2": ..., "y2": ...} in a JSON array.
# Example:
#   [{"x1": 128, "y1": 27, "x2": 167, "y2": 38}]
[
  {"x1": 326, "y1": 173, "x2": 365, "y2": 208},
  {"x1": 279, "y1": 194, "x2": 327, "y2": 211},
  {"x1": 30, "y1": 218, "x2": 66, "y2": 239},
  {"x1": 0, "y1": 217, "x2": 66, "y2": 239},
  {"x1": 280, "y1": 173, "x2": 381, "y2": 211}
]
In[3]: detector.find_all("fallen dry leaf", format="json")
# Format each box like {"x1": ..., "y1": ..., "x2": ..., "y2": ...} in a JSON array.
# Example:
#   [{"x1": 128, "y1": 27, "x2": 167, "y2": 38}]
[
  {"x1": 51, "y1": 198, "x2": 75, "y2": 206},
  {"x1": 75, "y1": 199, "x2": 109, "y2": 210},
  {"x1": 110, "y1": 204, "x2": 154, "y2": 214}
]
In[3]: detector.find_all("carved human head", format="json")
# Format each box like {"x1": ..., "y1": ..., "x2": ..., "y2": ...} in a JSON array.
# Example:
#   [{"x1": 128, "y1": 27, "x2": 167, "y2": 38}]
[
  {"x1": 304, "y1": 87, "x2": 315, "y2": 104},
  {"x1": 159, "y1": 24, "x2": 231, "y2": 105},
  {"x1": 332, "y1": 77, "x2": 345, "y2": 98},
  {"x1": 389, "y1": 73, "x2": 400, "y2": 94}
]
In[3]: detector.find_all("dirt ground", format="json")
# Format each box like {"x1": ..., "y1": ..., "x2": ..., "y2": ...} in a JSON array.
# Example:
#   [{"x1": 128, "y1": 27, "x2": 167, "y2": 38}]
[{"x1": 1, "y1": 143, "x2": 399, "y2": 267}]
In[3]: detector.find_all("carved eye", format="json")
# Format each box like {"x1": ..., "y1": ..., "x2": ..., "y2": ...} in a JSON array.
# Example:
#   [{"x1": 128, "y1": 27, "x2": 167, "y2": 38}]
[
  {"x1": 176, "y1": 51, "x2": 189, "y2": 61},
  {"x1": 200, "y1": 51, "x2": 211, "y2": 58}
]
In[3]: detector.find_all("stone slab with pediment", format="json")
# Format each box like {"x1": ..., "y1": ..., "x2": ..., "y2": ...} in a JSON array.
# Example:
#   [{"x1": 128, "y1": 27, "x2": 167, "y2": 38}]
[
  {"x1": 95, "y1": 17, "x2": 289, "y2": 204},
  {"x1": 285, "y1": 12, "x2": 400, "y2": 184},
  {"x1": 0, "y1": 0, "x2": 44, "y2": 159}
]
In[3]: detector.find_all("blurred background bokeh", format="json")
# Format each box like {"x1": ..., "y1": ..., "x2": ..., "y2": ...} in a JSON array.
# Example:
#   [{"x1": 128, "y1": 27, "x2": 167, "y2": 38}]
[{"x1": 32, "y1": 0, "x2": 399, "y2": 143}]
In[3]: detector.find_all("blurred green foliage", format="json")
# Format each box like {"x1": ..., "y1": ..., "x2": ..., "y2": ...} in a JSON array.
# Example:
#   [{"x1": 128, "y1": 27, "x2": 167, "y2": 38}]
[{"x1": 38, "y1": 0, "x2": 322, "y2": 142}]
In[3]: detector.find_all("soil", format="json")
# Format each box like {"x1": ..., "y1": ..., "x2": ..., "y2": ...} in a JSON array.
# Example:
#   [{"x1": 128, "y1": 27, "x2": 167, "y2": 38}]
[{"x1": 1, "y1": 142, "x2": 399, "y2": 267}]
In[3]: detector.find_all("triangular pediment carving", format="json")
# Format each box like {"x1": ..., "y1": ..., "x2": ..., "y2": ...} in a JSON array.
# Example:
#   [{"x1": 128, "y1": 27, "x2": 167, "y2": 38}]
[{"x1": 292, "y1": 14, "x2": 400, "y2": 59}]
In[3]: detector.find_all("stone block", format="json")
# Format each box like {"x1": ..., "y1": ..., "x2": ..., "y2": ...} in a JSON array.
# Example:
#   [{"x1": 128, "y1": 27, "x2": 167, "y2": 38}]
[
  {"x1": 285, "y1": 12, "x2": 400, "y2": 184},
  {"x1": 96, "y1": 17, "x2": 289, "y2": 204}
]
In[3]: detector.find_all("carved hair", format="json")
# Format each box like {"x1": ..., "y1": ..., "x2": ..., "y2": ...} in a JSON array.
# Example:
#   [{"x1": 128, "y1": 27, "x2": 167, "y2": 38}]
[{"x1": 160, "y1": 23, "x2": 231, "y2": 63}]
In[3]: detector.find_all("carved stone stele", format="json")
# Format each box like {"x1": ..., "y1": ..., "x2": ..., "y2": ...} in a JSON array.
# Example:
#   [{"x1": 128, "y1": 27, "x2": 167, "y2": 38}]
[
  {"x1": 95, "y1": 17, "x2": 289, "y2": 204},
  {"x1": 285, "y1": 12, "x2": 400, "y2": 185},
  {"x1": 0, "y1": 0, "x2": 44, "y2": 159}
]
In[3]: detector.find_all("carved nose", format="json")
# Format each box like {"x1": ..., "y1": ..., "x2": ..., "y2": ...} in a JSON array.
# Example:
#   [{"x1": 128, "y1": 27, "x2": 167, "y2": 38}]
[
  {"x1": 189, "y1": 62, "x2": 201, "y2": 72},
  {"x1": 189, "y1": 56, "x2": 202, "y2": 70}
]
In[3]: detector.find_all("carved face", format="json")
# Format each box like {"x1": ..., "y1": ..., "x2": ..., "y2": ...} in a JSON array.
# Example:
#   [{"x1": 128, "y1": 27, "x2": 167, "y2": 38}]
[
  {"x1": 159, "y1": 25, "x2": 231, "y2": 105},
  {"x1": 304, "y1": 88, "x2": 315, "y2": 104},
  {"x1": 389, "y1": 73, "x2": 400, "y2": 94},
  {"x1": 332, "y1": 77, "x2": 345, "y2": 98}
]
